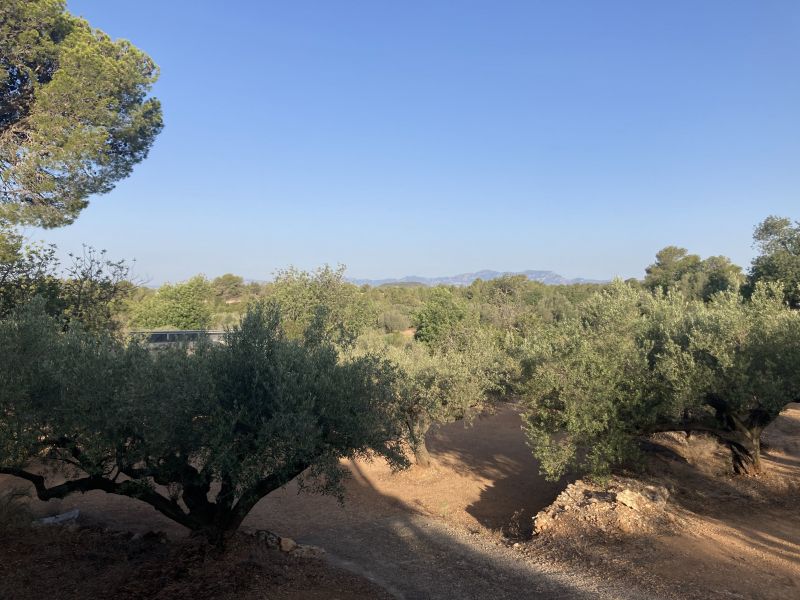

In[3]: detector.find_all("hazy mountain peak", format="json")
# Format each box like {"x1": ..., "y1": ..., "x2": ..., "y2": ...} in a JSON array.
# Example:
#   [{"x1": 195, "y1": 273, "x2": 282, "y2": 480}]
[{"x1": 348, "y1": 270, "x2": 606, "y2": 287}]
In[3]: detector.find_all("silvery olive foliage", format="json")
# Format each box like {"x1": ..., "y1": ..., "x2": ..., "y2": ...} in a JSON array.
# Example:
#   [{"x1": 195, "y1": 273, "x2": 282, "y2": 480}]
[
  {"x1": 522, "y1": 281, "x2": 800, "y2": 479},
  {"x1": 0, "y1": 301, "x2": 408, "y2": 540}
]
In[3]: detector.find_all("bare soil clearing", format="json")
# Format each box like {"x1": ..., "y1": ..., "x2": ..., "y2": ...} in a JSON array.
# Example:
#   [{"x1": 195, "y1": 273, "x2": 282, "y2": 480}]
[{"x1": 2, "y1": 403, "x2": 799, "y2": 599}]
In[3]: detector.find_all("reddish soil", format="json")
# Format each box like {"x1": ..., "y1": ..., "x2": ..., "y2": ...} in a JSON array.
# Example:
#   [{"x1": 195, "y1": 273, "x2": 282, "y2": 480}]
[
  {"x1": 525, "y1": 404, "x2": 800, "y2": 600},
  {"x1": 289, "y1": 404, "x2": 568, "y2": 533},
  {"x1": 2, "y1": 402, "x2": 800, "y2": 599}
]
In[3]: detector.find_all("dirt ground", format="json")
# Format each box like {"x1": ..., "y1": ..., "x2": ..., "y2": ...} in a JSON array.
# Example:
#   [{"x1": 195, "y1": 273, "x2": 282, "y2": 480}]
[
  {"x1": 525, "y1": 404, "x2": 800, "y2": 600},
  {"x1": 0, "y1": 526, "x2": 392, "y2": 600},
  {"x1": 2, "y1": 402, "x2": 800, "y2": 599},
  {"x1": 312, "y1": 405, "x2": 569, "y2": 533}
]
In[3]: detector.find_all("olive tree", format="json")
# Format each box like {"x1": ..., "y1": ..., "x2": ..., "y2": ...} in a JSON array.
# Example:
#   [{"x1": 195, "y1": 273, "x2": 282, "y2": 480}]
[
  {"x1": 1, "y1": 0, "x2": 163, "y2": 227},
  {"x1": 0, "y1": 301, "x2": 407, "y2": 541},
  {"x1": 354, "y1": 325, "x2": 503, "y2": 467},
  {"x1": 413, "y1": 287, "x2": 466, "y2": 345},
  {"x1": 268, "y1": 265, "x2": 374, "y2": 348},
  {"x1": 522, "y1": 281, "x2": 800, "y2": 479}
]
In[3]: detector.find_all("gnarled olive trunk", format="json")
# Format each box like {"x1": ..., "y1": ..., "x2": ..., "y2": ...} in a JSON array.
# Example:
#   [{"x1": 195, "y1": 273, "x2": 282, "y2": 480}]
[
  {"x1": 704, "y1": 394, "x2": 770, "y2": 475},
  {"x1": 406, "y1": 415, "x2": 432, "y2": 468},
  {"x1": 1, "y1": 459, "x2": 310, "y2": 546},
  {"x1": 729, "y1": 437, "x2": 761, "y2": 475},
  {"x1": 652, "y1": 394, "x2": 780, "y2": 476}
]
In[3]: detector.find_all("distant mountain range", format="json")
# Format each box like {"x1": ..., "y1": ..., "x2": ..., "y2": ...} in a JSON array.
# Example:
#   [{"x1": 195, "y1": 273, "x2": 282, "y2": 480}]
[{"x1": 348, "y1": 270, "x2": 607, "y2": 287}]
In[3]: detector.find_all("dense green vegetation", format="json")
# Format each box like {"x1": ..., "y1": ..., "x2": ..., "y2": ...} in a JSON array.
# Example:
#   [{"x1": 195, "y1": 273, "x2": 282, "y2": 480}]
[
  {"x1": 112, "y1": 214, "x2": 799, "y2": 479},
  {"x1": 2, "y1": 214, "x2": 799, "y2": 538},
  {"x1": 0, "y1": 228, "x2": 131, "y2": 334},
  {"x1": 746, "y1": 216, "x2": 800, "y2": 308},
  {"x1": 521, "y1": 281, "x2": 799, "y2": 479},
  {"x1": 643, "y1": 246, "x2": 744, "y2": 301},
  {"x1": 1, "y1": 5, "x2": 798, "y2": 533},
  {"x1": 129, "y1": 276, "x2": 213, "y2": 331},
  {"x1": 0, "y1": 300, "x2": 407, "y2": 541}
]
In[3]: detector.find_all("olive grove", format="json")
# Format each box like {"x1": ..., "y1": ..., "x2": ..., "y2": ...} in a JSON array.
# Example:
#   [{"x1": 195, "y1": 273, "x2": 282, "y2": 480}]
[{"x1": 522, "y1": 281, "x2": 800, "y2": 479}]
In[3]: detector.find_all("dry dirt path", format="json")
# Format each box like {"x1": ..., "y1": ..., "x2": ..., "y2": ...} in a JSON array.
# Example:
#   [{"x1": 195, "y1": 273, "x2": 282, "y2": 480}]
[
  {"x1": 241, "y1": 405, "x2": 647, "y2": 599},
  {"x1": 247, "y1": 502, "x2": 645, "y2": 600}
]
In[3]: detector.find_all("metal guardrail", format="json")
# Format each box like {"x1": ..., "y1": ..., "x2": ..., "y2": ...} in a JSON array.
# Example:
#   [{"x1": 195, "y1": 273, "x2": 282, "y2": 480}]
[{"x1": 127, "y1": 330, "x2": 226, "y2": 345}]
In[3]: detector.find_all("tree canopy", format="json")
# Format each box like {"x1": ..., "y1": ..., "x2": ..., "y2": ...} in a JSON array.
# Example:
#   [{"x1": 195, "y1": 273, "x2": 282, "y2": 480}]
[
  {"x1": 269, "y1": 265, "x2": 374, "y2": 348},
  {"x1": 748, "y1": 215, "x2": 800, "y2": 308},
  {"x1": 129, "y1": 276, "x2": 213, "y2": 330},
  {"x1": 211, "y1": 273, "x2": 246, "y2": 301},
  {"x1": 353, "y1": 324, "x2": 504, "y2": 466},
  {"x1": 644, "y1": 246, "x2": 743, "y2": 301},
  {"x1": 413, "y1": 287, "x2": 467, "y2": 345},
  {"x1": 0, "y1": 0, "x2": 163, "y2": 227},
  {"x1": 0, "y1": 228, "x2": 130, "y2": 333},
  {"x1": 522, "y1": 281, "x2": 800, "y2": 480},
  {"x1": 0, "y1": 301, "x2": 408, "y2": 541}
]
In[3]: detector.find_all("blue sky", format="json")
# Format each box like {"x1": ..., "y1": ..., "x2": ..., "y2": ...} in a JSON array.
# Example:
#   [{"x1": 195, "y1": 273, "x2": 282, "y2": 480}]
[{"x1": 33, "y1": 1, "x2": 800, "y2": 284}]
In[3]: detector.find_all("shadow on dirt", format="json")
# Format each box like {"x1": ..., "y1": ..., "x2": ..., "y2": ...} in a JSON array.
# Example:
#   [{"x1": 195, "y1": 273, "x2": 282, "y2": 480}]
[
  {"x1": 246, "y1": 463, "x2": 604, "y2": 600},
  {"x1": 427, "y1": 404, "x2": 573, "y2": 534},
  {"x1": 532, "y1": 405, "x2": 800, "y2": 600}
]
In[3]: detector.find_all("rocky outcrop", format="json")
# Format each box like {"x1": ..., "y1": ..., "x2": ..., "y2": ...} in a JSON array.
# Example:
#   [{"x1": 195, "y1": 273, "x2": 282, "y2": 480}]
[{"x1": 533, "y1": 478, "x2": 674, "y2": 539}]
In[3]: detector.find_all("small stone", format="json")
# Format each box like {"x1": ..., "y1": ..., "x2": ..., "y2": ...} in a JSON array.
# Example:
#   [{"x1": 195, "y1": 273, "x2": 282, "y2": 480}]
[
  {"x1": 255, "y1": 529, "x2": 280, "y2": 549},
  {"x1": 643, "y1": 485, "x2": 670, "y2": 504},
  {"x1": 617, "y1": 489, "x2": 649, "y2": 511},
  {"x1": 617, "y1": 486, "x2": 669, "y2": 511},
  {"x1": 34, "y1": 509, "x2": 80, "y2": 526},
  {"x1": 279, "y1": 537, "x2": 297, "y2": 552}
]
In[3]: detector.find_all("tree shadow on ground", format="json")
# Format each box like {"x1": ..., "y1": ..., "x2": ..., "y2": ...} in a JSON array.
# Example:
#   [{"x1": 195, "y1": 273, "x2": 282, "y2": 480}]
[
  {"x1": 0, "y1": 403, "x2": 604, "y2": 599},
  {"x1": 645, "y1": 445, "x2": 800, "y2": 566},
  {"x1": 426, "y1": 403, "x2": 573, "y2": 533},
  {"x1": 14, "y1": 405, "x2": 800, "y2": 598},
  {"x1": 245, "y1": 461, "x2": 608, "y2": 600},
  {"x1": 568, "y1": 406, "x2": 800, "y2": 599}
]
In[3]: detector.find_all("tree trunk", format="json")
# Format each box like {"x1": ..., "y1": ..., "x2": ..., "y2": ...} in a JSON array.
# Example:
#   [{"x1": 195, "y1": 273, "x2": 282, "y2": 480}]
[
  {"x1": 413, "y1": 437, "x2": 432, "y2": 468},
  {"x1": 725, "y1": 416, "x2": 764, "y2": 475},
  {"x1": 0, "y1": 461, "x2": 311, "y2": 547},
  {"x1": 730, "y1": 436, "x2": 762, "y2": 475},
  {"x1": 651, "y1": 398, "x2": 771, "y2": 477},
  {"x1": 702, "y1": 394, "x2": 770, "y2": 476},
  {"x1": 406, "y1": 416, "x2": 432, "y2": 468},
  {"x1": 191, "y1": 524, "x2": 227, "y2": 547}
]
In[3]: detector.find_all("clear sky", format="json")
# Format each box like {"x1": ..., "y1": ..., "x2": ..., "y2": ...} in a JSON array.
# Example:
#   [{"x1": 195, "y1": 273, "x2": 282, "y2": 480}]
[{"x1": 32, "y1": 1, "x2": 800, "y2": 284}]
